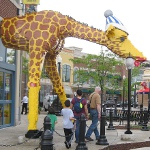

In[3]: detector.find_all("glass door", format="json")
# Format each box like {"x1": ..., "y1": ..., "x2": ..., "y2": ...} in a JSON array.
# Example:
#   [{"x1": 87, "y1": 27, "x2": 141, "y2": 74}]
[{"x1": 0, "y1": 69, "x2": 13, "y2": 128}]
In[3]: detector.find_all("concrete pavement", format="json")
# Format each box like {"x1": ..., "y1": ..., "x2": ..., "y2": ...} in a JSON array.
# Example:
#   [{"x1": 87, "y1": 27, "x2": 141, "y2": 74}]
[{"x1": 0, "y1": 112, "x2": 150, "y2": 150}]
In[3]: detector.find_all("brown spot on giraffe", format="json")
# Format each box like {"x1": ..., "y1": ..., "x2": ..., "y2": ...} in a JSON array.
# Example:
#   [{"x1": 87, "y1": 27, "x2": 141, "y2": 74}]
[
  {"x1": 87, "y1": 33, "x2": 92, "y2": 38},
  {"x1": 27, "y1": 15, "x2": 34, "y2": 22},
  {"x1": 32, "y1": 68, "x2": 35, "y2": 73},
  {"x1": 35, "y1": 15, "x2": 44, "y2": 22},
  {"x1": 43, "y1": 18, "x2": 50, "y2": 23},
  {"x1": 9, "y1": 25, "x2": 15, "y2": 34},
  {"x1": 3, "y1": 20, "x2": 10, "y2": 28},
  {"x1": 35, "y1": 62, "x2": 41, "y2": 66},
  {"x1": 39, "y1": 24, "x2": 49, "y2": 30},
  {"x1": 53, "y1": 16, "x2": 58, "y2": 22},
  {"x1": 80, "y1": 28, "x2": 84, "y2": 32},
  {"x1": 30, "y1": 52, "x2": 35, "y2": 59},
  {"x1": 59, "y1": 19, "x2": 67, "y2": 25},
  {"x1": 50, "y1": 35, "x2": 57, "y2": 46},
  {"x1": 94, "y1": 32, "x2": 97, "y2": 37},
  {"x1": 85, "y1": 28, "x2": 90, "y2": 32},
  {"x1": 36, "y1": 53, "x2": 41, "y2": 59},
  {"x1": 60, "y1": 26, "x2": 65, "y2": 32},
  {"x1": 36, "y1": 39, "x2": 43, "y2": 46},
  {"x1": 30, "y1": 60, "x2": 34, "y2": 67},
  {"x1": 33, "y1": 30, "x2": 41, "y2": 39},
  {"x1": 46, "y1": 11, "x2": 55, "y2": 18},
  {"x1": 66, "y1": 22, "x2": 72, "y2": 31},
  {"x1": 35, "y1": 73, "x2": 39, "y2": 78},
  {"x1": 50, "y1": 25, "x2": 56, "y2": 33},
  {"x1": 57, "y1": 13, "x2": 65, "y2": 18},
  {"x1": 25, "y1": 31, "x2": 32, "y2": 39},
  {"x1": 31, "y1": 22, "x2": 38, "y2": 31}
]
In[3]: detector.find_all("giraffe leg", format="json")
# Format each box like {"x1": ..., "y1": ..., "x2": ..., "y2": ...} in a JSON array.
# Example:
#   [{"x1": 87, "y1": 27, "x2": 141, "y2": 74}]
[
  {"x1": 25, "y1": 43, "x2": 46, "y2": 138},
  {"x1": 45, "y1": 54, "x2": 67, "y2": 108}
]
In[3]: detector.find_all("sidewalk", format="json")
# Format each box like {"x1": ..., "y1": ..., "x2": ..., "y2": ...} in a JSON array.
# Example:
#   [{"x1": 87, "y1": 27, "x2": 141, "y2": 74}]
[{"x1": 0, "y1": 112, "x2": 150, "y2": 150}]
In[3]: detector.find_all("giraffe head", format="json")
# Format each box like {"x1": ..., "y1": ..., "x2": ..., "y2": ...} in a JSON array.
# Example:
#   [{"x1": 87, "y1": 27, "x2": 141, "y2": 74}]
[{"x1": 104, "y1": 10, "x2": 146, "y2": 60}]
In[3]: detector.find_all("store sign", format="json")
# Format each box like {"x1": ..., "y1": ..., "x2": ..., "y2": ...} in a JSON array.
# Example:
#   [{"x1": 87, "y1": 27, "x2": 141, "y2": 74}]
[{"x1": 22, "y1": 0, "x2": 40, "y2": 4}]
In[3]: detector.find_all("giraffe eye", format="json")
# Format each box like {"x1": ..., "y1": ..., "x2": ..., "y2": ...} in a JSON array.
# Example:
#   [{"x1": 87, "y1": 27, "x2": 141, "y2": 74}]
[{"x1": 120, "y1": 37, "x2": 125, "y2": 42}]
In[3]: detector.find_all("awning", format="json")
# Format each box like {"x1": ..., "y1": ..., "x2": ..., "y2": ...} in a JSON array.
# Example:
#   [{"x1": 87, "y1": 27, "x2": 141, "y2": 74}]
[
  {"x1": 137, "y1": 88, "x2": 150, "y2": 94},
  {"x1": 64, "y1": 85, "x2": 73, "y2": 95},
  {"x1": 81, "y1": 89, "x2": 94, "y2": 93}
]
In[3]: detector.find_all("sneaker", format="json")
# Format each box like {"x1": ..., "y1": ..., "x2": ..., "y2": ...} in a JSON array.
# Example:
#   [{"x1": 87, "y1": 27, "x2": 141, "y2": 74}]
[
  {"x1": 64, "y1": 141, "x2": 69, "y2": 149},
  {"x1": 69, "y1": 144, "x2": 71, "y2": 148},
  {"x1": 85, "y1": 137, "x2": 94, "y2": 141},
  {"x1": 75, "y1": 140, "x2": 78, "y2": 143}
]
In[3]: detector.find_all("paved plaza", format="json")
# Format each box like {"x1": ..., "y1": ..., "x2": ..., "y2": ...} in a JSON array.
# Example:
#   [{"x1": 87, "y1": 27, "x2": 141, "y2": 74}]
[{"x1": 0, "y1": 112, "x2": 150, "y2": 150}]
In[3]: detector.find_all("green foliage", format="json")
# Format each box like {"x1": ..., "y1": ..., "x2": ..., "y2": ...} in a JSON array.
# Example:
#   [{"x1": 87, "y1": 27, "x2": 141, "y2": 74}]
[
  {"x1": 7, "y1": 49, "x2": 15, "y2": 64},
  {"x1": 22, "y1": 56, "x2": 29, "y2": 75},
  {"x1": 70, "y1": 49, "x2": 123, "y2": 92}
]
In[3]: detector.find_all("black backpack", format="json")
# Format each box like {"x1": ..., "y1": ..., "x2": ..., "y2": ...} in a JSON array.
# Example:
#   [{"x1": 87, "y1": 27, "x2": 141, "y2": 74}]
[{"x1": 73, "y1": 98, "x2": 83, "y2": 113}]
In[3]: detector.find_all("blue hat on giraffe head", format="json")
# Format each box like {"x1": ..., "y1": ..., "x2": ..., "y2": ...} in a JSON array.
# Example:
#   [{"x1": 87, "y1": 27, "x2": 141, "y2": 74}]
[{"x1": 104, "y1": 10, "x2": 128, "y2": 34}]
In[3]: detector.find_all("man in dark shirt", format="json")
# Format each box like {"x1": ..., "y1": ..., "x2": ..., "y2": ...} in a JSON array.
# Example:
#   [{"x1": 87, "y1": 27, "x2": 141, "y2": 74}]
[{"x1": 70, "y1": 89, "x2": 88, "y2": 143}]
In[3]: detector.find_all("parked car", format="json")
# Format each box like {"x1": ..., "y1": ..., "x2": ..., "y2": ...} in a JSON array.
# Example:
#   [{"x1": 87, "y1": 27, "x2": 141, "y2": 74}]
[{"x1": 43, "y1": 94, "x2": 57, "y2": 111}]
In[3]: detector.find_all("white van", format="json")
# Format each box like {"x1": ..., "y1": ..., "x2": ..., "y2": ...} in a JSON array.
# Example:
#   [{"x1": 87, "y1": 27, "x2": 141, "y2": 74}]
[{"x1": 43, "y1": 94, "x2": 57, "y2": 111}]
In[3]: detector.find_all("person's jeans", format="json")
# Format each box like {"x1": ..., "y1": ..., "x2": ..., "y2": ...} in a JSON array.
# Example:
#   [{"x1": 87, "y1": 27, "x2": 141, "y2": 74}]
[{"x1": 85, "y1": 109, "x2": 99, "y2": 139}]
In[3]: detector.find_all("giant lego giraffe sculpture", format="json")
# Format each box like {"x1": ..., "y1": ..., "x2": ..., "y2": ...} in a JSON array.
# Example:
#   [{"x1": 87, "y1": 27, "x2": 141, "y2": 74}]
[{"x1": 0, "y1": 9, "x2": 146, "y2": 137}]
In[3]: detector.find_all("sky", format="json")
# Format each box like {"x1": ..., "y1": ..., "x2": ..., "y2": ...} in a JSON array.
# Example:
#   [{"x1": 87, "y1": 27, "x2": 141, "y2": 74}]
[{"x1": 37, "y1": 0, "x2": 150, "y2": 60}]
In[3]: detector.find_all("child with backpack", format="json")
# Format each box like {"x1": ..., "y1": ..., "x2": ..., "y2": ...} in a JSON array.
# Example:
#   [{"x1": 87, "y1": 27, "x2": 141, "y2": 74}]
[
  {"x1": 70, "y1": 90, "x2": 89, "y2": 143},
  {"x1": 61, "y1": 100, "x2": 76, "y2": 149}
]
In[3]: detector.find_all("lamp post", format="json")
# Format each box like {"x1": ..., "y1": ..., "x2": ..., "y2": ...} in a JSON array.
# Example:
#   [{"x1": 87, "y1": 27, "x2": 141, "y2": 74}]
[
  {"x1": 122, "y1": 75, "x2": 126, "y2": 110},
  {"x1": 124, "y1": 56, "x2": 134, "y2": 134},
  {"x1": 141, "y1": 92, "x2": 144, "y2": 110},
  {"x1": 56, "y1": 55, "x2": 62, "y2": 115},
  {"x1": 133, "y1": 83, "x2": 137, "y2": 108},
  {"x1": 148, "y1": 82, "x2": 150, "y2": 112},
  {"x1": 96, "y1": 78, "x2": 109, "y2": 145},
  {"x1": 57, "y1": 55, "x2": 62, "y2": 77}
]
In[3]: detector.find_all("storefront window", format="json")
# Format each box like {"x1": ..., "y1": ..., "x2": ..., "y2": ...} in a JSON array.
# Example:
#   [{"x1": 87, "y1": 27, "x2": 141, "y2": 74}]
[
  {"x1": 0, "y1": 39, "x2": 6, "y2": 62},
  {"x1": 0, "y1": 72, "x2": 3, "y2": 100},
  {"x1": 73, "y1": 67, "x2": 78, "y2": 82},
  {"x1": 4, "y1": 104, "x2": 11, "y2": 124},
  {"x1": 6, "y1": 48, "x2": 15, "y2": 65},
  {"x1": 62, "y1": 65, "x2": 71, "y2": 82},
  {"x1": 0, "y1": 104, "x2": 2, "y2": 125},
  {"x1": 4, "y1": 73, "x2": 12, "y2": 100}
]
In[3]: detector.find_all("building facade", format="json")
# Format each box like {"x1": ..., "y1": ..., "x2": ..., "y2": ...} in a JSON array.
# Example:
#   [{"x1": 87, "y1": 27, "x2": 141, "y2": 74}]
[{"x1": 0, "y1": 0, "x2": 22, "y2": 128}]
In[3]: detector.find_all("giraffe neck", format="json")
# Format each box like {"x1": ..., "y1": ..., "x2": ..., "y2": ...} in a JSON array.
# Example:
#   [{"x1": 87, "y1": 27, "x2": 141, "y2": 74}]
[{"x1": 60, "y1": 18, "x2": 107, "y2": 45}]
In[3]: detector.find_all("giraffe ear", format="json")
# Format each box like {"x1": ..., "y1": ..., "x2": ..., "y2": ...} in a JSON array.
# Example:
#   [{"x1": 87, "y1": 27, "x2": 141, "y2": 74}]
[{"x1": 105, "y1": 24, "x2": 115, "y2": 38}]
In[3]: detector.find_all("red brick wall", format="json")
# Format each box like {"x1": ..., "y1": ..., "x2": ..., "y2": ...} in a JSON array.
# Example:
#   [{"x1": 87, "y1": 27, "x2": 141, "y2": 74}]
[{"x1": 0, "y1": 0, "x2": 18, "y2": 18}]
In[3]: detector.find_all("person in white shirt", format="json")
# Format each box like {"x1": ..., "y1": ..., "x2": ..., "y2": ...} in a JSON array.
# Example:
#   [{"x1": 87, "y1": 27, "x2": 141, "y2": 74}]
[
  {"x1": 21, "y1": 93, "x2": 28, "y2": 115},
  {"x1": 61, "y1": 100, "x2": 76, "y2": 149}
]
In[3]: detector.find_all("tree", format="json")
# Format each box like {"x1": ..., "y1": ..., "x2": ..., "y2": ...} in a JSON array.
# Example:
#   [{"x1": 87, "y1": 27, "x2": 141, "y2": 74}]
[
  {"x1": 7, "y1": 49, "x2": 15, "y2": 64},
  {"x1": 70, "y1": 48, "x2": 124, "y2": 103}
]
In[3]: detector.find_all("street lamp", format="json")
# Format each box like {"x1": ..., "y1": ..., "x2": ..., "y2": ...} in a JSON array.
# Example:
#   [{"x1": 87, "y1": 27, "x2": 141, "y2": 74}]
[
  {"x1": 124, "y1": 56, "x2": 134, "y2": 134},
  {"x1": 57, "y1": 55, "x2": 62, "y2": 77},
  {"x1": 133, "y1": 81, "x2": 137, "y2": 108},
  {"x1": 122, "y1": 75, "x2": 126, "y2": 110},
  {"x1": 148, "y1": 82, "x2": 150, "y2": 112}
]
